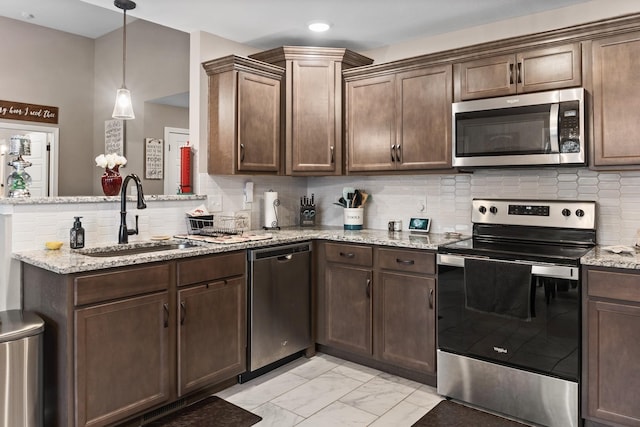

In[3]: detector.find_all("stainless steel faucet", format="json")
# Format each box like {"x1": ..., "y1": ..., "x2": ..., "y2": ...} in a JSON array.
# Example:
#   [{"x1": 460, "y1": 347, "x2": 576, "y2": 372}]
[{"x1": 118, "y1": 174, "x2": 146, "y2": 244}]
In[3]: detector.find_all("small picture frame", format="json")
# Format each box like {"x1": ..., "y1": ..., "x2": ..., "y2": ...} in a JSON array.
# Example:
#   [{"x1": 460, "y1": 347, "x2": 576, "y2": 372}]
[
  {"x1": 409, "y1": 217, "x2": 431, "y2": 233},
  {"x1": 144, "y1": 138, "x2": 163, "y2": 180}
]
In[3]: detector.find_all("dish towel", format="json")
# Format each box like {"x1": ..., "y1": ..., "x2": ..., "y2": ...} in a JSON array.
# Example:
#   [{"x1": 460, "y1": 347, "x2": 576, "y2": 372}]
[{"x1": 464, "y1": 258, "x2": 533, "y2": 320}]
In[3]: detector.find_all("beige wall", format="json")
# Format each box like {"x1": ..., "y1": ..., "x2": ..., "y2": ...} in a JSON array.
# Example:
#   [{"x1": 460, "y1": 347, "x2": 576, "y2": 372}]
[
  {"x1": 0, "y1": 16, "x2": 95, "y2": 195},
  {"x1": 364, "y1": 0, "x2": 640, "y2": 62},
  {"x1": 0, "y1": 16, "x2": 189, "y2": 196},
  {"x1": 93, "y1": 19, "x2": 190, "y2": 195}
]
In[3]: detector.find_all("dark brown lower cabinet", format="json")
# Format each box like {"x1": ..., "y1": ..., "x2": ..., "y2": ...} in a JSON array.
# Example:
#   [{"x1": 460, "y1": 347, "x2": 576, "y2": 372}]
[
  {"x1": 23, "y1": 251, "x2": 247, "y2": 427},
  {"x1": 377, "y1": 271, "x2": 436, "y2": 373},
  {"x1": 323, "y1": 264, "x2": 373, "y2": 355},
  {"x1": 178, "y1": 277, "x2": 246, "y2": 396},
  {"x1": 75, "y1": 292, "x2": 171, "y2": 427},
  {"x1": 584, "y1": 267, "x2": 640, "y2": 427},
  {"x1": 317, "y1": 242, "x2": 437, "y2": 382}
]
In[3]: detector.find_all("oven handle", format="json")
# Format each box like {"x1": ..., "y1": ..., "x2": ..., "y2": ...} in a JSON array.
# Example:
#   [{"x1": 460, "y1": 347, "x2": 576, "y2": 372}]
[{"x1": 437, "y1": 253, "x2": 578, "y2": 280}]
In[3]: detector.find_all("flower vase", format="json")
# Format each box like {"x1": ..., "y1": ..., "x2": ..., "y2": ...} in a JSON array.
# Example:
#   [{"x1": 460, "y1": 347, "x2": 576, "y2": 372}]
[{"x1": 101, "y1": 166, "x2": 123, "y2": 196}]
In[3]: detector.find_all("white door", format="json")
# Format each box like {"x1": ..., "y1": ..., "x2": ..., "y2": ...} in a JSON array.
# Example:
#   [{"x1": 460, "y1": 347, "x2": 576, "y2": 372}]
[
  {"x1": 0, "y1": 123, "x2": 58, "y2": 197},
  {"x1": 163, "y1": 127, "x2": 189, "y2": 195}
]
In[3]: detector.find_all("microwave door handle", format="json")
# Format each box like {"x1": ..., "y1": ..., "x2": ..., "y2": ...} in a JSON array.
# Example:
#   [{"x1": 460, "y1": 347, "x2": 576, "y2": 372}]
[{"x1": 549, "y1": 103, "x2": 560, "y2": 153}]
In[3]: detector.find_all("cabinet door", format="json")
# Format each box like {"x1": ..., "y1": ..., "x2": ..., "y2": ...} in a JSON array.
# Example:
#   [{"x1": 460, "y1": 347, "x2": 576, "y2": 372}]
[
  {"x1": 458, "y1": 54, "x2": 516, "y2": 100},
  {"x1": 324, "y1": 264, "x2": 373, "y2": 355},
  {"x1": 377, "y1": 271, "x2": 436, "y2": 373},
  {"x1": 75, "y1": 292, "x2": 170, "y2": 427},
  {"x1": 395, "y1": 65, "x2": 452, "y2": 170},
  {"x1": 178, "y1": 277, "x2": 246, "y2": 396},
  {"x1": 586, "y1": 300, "x2": 640, "y2": 425},
  {"x1": 346, "y1": 74, "x2": 397, "y2": 172},
  {"x1": 289, "y1": 59, "x2": 340, "y2": 174},
  {"x1": 237, "y1": 70, "x2": 281, "y2": 172},
  {"x1": 517, "y1": 43, "x2": 581, "y2": 94},
  {"x1": 592, "y1": 32, "x2": 640, "y2": 166}
]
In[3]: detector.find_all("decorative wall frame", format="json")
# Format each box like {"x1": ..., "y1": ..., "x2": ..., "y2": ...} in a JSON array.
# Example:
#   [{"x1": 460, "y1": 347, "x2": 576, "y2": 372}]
[{"x1": 144, "y1": 138, "x2": 163, "y2": 179}]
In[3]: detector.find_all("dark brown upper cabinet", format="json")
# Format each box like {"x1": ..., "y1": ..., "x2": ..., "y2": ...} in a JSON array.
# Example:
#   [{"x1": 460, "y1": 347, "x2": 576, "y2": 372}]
[
  {"x1": 455, "y1": 43, "x2": 582, "y2": 101},
  {"x1": 590, "y1": 31, "x2": 640, "y2": 167},
  {"x1": 203, "y1": 55, "x2": 285, "y2": 175},
  {"x1": 344, "y1": 63, "x2": 453, "y2": 173},
  {"x1": 250, "y1": 47, "x2": 373, "y2": 176}
]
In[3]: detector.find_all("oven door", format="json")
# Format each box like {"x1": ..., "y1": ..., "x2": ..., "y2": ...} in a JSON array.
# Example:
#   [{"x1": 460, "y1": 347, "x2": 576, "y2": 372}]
[{"x1": 437, "y1": 253, "x2": 580, "y2": 382}]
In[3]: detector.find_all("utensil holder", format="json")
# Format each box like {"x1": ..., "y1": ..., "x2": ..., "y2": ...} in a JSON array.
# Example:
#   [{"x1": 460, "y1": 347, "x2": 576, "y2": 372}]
[{"x1": 343, "y1": 208, "x2": 363, "y2": 230}]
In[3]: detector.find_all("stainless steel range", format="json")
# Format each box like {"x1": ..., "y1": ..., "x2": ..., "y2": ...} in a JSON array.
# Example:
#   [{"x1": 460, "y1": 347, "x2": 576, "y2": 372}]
[{"x1": 437, "y1": 199, "x2": 596, "y2": 427}]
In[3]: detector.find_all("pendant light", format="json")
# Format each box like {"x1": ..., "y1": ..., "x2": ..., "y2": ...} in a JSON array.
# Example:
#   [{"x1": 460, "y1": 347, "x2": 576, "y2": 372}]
[{"x1": 112, "y1": 0, "x2": 136, "y2": 120}]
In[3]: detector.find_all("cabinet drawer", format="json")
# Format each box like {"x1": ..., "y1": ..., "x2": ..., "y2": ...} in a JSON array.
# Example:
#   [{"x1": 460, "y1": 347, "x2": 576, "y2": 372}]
[
  {"x1": 324, "y1": 243, "x2": 373, "y2": 267},
  {"x1": 177, "y1": 251, "x2": 245, "y2": 286},
  {"x1": 74, "y1": 264, "x2": 171, "y2": 306},
  {"x1": 587, "y1": 269, "x2": 640, "y2": 303},
  {"x1": 377, "y1": 248, "x2": 435, "y2": 275}
]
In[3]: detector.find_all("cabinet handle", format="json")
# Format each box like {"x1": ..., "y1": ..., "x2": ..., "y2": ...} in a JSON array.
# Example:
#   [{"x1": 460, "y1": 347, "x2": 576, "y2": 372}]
[
  {"x1": 428, "y1": 288, "x2": 434, "y2": 309},
  {"x1": 396, "y1": 258, "x2": 415, "y2": 266},
  {"x1": 396, "y1": 144, "x2": 401, "y2": 163},
  {"x1": 366, "y1": 278, "x2": 371, "y2": 299},
  {"x1": 517, "y1": 62, "x2": 522, "y2": 84},
  {"x1": 509, "y1": 63, "x2": 514, "y2": 85},
  {"x1": 390, "y1": 144, "x2": 396, "y2": 162},
  {"x1": 163, "y1": 303, "x2": 169, "y2": 328},
  {"x1": 339, "y1": 252, "x2": 355, "y2": 258},
  {"x1": 240, "y1": 143, "x2": 245, "y2": 162},
  {"x1": 330, "y1": 146, "x2": 335, "y2": 164},
  {"x1": 180, "y1": 301, "x2": 186, "y2": 325}
]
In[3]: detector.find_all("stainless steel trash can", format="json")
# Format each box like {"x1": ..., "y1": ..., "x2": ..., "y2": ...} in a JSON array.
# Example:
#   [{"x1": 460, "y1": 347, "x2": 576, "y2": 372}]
[{"x1": 0, "y1": 310, "x2": 44, "y2": 427}]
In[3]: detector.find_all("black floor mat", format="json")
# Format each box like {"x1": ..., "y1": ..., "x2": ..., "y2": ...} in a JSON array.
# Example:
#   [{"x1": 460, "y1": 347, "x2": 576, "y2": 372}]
[
  {"x1": 412, "y1": 400, "x2": 528, "y2": 427},
  {"x1": 146, "y1": 396, "x2": 261, "y2": 427}
]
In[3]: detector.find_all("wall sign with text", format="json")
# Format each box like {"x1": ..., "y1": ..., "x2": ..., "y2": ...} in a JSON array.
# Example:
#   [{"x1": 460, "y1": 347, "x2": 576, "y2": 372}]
[{"x1": 0, "y1": 100, "x2": 59, "y2": 124}]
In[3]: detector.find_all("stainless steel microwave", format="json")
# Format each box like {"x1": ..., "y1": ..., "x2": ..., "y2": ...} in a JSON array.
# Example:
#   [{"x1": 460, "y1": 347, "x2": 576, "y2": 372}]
[{"x1": 452, "y1": 88, "x2": 585, "y2": 168}]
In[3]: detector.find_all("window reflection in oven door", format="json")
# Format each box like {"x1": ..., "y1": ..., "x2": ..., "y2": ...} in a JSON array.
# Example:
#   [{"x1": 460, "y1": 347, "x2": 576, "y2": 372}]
[{"x1": 437, "y1": 259, "x2": 580, "y2": 382}]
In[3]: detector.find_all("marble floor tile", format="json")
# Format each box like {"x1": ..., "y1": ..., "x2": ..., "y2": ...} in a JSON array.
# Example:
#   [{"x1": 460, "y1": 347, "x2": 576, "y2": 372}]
[
  {"x1": 368, "y1": 401, "x2": 430, "y2": 427},
  {"x1": 295, "y1": 401, "x2": 378, "y2": 427},
  {"x1": 252, "y1": 402, "x2": 305, "y2": 427},
  {"x1": 218, "y1": 353, "x2": 447, "y2": 426},
  {"x1": 338, "y1": 375, "x2": 421, "y2": 416},
  {"x1": 285, "y1": 353, "x2": 344, "y2": 380},
  {"x1": 271, "y1": 370, "x2": 364, "y2": 417},
  {"x1": 221, "y1": 372, "x2": 309, "y2": 410}
]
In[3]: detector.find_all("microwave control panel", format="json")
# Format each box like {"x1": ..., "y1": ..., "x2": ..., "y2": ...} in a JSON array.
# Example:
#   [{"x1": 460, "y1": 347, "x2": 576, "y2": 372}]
[{"x1": 559, "y1": 101, "x2": 581, "y2": 153}]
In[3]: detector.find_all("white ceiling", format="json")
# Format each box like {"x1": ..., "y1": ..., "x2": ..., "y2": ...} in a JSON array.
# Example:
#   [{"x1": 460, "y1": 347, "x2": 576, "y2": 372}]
[{"x1": 1, "y1": 0, "x2": 593, "y2": 50}]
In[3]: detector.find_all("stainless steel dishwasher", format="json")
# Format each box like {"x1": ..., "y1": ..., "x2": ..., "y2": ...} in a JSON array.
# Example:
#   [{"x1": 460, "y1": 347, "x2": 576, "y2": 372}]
[{"x1": 240, "y1": 241, "x2": 312, "y2": 382}]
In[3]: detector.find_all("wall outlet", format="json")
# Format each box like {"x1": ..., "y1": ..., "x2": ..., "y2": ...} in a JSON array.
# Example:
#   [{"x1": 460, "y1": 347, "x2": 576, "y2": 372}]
[
  {"x1": 416, "y1": 197, "x2": 427, "y2": 213},
  {"x1": 208, "y1": 194, "x2": 223, "y2": 212}
]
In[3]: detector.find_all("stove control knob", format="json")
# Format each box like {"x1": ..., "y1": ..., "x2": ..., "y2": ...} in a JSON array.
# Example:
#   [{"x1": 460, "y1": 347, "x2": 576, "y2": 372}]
[
  {"x1": 489, "y1": 206, "x2": 498, "y2": 214},
  {"x1": 479, "y1": 206, "x2": 487, "y2": 214},
  {"x1": 562, "y1": 208, "x2": 571, "y2": 217},
  {"x1": 576, "y1": 209, "x2": 585, "y2": 217}
]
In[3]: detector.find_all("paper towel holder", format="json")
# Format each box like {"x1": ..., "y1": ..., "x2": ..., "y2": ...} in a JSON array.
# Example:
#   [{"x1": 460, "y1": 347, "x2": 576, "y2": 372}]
[{"x1": 263, "y1": 190, "x2": 281, "y2": 230}]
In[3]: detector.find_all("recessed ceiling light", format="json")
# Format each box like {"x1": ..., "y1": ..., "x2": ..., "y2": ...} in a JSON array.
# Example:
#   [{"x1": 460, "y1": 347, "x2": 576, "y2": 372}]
[{"x1": 308, "y1": 21, "x2": 331, "y2": 33}]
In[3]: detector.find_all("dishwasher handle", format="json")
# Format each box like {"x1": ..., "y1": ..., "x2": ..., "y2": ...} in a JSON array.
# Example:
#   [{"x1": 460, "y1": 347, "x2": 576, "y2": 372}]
[{"x1": 249, "y1": 241, "x2": 312, "y2": 261}]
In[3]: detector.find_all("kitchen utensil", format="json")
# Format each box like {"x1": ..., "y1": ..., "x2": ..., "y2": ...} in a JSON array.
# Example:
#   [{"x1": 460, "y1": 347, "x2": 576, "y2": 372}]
[
  {"x1": 342, "y1": 186, "x2": 355, "y2": 204},
  {"x1": 359, "y1": 191, "x2": 369, "y2": 206},
  {"x1": 338, "y1": 197, "x2": 347, "y2": 207},
  {"x1": 353, "y1": 190, "x2": 362, "y2": 208}
]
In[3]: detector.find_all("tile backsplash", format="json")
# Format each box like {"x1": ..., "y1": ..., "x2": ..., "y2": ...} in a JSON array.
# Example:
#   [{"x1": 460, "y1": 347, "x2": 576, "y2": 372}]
[{"x1": 198, "y1": 167, "x2": 639, "y2": 246}]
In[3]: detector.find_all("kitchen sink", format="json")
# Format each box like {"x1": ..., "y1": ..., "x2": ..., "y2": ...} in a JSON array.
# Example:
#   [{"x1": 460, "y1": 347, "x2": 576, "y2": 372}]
[{"x1": 78, "y1": 241, "x2": 199, "y2": 257}]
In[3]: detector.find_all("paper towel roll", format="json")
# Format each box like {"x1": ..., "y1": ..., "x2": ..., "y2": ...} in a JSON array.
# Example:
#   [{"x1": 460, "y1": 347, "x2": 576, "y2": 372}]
[{"x1": 264, "y1": 191, "x2": 279, "y2": 228}]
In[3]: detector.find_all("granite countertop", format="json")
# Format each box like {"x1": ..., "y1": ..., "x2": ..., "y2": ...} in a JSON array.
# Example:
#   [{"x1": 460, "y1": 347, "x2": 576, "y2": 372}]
[
  {"x1": 14, "y1": 226, "x2": 463, "y2": 274},
  {"x1": 581, "y1": 246, "x2": 640, "y2": 269},
  {"x1": 0, "y1": 194, "x2": 206, "y2": 205}
]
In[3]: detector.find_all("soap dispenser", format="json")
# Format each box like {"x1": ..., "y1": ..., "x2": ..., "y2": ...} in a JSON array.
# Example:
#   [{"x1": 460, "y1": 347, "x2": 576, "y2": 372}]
[{"x1": 70, "y1": 216, "x2": 85, "y2": 249}]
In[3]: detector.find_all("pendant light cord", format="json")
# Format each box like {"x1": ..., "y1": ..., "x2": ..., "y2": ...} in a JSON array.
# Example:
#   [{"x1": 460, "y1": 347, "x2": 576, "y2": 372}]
[{"x1": 122, "y1": 8, "x2": 127, "y2": 88}]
